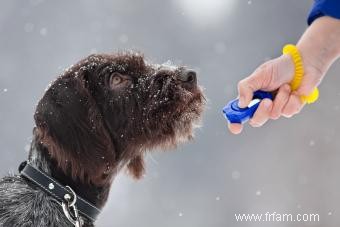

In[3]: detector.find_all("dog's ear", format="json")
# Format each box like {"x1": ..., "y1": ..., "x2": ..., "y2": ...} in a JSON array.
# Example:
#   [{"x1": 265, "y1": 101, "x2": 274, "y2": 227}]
[
  {"x1": 34, "y1": 69, "x2": 115, "y2": 185},
  {"x1": 126, "y1": 154, "x2": 145, "y2": 179}
]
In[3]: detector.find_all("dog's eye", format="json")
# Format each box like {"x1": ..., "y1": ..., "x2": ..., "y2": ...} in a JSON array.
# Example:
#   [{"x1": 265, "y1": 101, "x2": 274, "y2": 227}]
[
  {"x1": 109, "y1": 72, "x2": 131, "y2": 89},
  {"x1": 110, "y1": 73, "x2": 123, "y2": 85},
  {"x1": 111, "y1": 76, "x2": 122, "y2": 85}
]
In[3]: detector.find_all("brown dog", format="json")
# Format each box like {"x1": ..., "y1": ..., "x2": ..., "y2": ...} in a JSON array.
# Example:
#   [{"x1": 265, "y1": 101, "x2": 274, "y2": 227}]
[{"x1": 0, "y1": 52, "x2": 205, "y2": 227}]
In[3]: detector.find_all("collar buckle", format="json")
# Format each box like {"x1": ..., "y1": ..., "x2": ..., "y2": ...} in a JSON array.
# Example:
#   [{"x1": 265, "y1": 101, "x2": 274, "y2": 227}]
[{"x1": 62, "y1": 186, "x2": 81, "y2": 227}]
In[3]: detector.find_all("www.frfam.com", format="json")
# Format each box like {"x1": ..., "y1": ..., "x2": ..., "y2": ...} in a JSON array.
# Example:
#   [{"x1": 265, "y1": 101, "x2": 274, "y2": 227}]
[{"x1": 235, "y1": 212, "x2": 320, "y2": 222}]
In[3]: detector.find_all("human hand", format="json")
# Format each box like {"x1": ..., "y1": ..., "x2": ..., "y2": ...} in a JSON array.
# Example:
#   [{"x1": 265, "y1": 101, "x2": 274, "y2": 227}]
[
  {"x1": 228, "y1": 49, "x2": 325, "y2": 134},
  {"x1": 229, "y1": 16, "x2": 340, "y2": 134}
]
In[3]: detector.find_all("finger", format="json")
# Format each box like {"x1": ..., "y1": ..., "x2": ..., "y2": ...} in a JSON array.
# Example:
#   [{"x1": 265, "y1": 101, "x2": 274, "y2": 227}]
[
  {"x1": 228, "y1": 123, "x2": 243, "y2": 134},
  {"x1": 249, "y1": 98, "x2": 273, "y2": 127},
  {"x1": 270, "y1": 84, "x2": 291, "y2": 120},
  {"x1": 237, "y1": 69, "x2": 268, "y2": 108},
  {"x1": 282, "y1": 93, "x2": 304, "y2": 118}
]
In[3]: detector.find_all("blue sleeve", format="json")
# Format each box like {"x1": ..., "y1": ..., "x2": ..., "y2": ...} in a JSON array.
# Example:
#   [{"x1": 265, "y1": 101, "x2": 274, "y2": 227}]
[{"x1": 308, "y1": 0, "x2": 340, "y2": 25}]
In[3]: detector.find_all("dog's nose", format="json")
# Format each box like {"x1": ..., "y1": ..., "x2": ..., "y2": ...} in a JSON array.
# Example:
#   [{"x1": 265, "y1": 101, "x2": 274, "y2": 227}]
[{"x1": 178, "y1": 69, "x2": 197, "y2": 86}]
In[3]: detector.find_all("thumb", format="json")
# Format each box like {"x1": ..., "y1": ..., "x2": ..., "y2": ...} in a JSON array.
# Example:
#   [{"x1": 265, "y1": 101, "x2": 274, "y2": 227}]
[{"x1": 237, "y1": 68, "x2": 269, "y2": 108}]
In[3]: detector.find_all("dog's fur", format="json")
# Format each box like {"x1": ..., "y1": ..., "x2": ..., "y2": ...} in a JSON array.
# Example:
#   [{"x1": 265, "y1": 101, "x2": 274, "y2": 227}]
[{"x1": 0, "y1": 52, "x2": 205, "y2": 227}]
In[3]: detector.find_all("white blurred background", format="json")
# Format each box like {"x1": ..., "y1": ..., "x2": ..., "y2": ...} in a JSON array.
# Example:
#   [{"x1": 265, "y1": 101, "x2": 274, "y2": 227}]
[{"x1": 1, "y1": 0, "x2": 339, "y2": 226}]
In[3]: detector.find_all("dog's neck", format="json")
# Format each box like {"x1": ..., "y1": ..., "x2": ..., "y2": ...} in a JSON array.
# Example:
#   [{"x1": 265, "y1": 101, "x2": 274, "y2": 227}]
[{"x1": 28, "y1": 137, "x2": 112, "y2": 209}]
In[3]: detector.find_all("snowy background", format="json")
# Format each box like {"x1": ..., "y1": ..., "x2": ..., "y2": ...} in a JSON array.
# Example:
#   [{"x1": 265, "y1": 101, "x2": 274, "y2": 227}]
[{"x1": 1, "y1": 0, "x2": 340, "y2": 226}]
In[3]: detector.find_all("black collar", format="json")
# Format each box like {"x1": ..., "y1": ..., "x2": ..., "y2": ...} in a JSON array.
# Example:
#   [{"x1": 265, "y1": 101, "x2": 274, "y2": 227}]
[{"x1": 18, "y1": 161, "x2": 101, "y2": 222}]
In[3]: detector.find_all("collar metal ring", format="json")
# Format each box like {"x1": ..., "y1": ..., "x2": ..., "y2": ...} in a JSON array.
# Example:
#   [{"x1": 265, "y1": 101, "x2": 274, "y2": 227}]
[{"x1": 62, "y1": 185, "x2": 81, "y2": 227}]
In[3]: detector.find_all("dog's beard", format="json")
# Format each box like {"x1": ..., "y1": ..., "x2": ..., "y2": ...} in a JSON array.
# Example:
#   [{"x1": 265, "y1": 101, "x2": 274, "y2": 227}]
[
  {"x1": 146, "y1": 82, "x2": 205, "y2": 148},
  {"x1": 172, "y1": 85, "x2": 205, "y2": 143}
]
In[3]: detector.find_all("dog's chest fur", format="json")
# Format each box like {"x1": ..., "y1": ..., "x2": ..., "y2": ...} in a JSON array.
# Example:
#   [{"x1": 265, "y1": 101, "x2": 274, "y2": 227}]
[
  {"x1": 0, "y1": 148, "x2": 94, "y2": 227},
  {"x1": 0, "y1": 175, "x2": 77, "y2": 227}
]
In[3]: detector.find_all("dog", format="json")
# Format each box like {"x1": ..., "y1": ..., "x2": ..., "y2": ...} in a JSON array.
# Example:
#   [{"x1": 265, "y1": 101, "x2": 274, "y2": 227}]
[{"x1": 0, "y1": 52, "x2": 205, "y2": 227}]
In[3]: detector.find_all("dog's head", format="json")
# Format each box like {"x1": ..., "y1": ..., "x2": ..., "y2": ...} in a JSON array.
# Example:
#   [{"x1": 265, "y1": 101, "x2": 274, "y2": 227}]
[{"x1": 34, "y1": 52, "x2": 205, "y2": 185}]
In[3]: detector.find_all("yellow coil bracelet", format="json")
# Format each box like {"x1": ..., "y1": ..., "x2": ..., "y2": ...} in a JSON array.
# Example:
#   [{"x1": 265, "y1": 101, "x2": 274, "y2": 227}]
[{"x1": 282, "y1": 44, "x2": 319, "y2": 104}]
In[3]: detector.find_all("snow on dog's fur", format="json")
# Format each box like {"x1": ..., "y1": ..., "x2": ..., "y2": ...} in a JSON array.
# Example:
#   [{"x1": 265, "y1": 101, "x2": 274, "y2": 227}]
[{"x1": 0, "y1": 52, "x2": 205, "y2": 227}]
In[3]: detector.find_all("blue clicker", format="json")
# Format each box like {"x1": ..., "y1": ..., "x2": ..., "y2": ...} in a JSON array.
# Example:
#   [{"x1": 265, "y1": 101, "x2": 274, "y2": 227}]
[{"x1": 222, "y1": 90, "x2": 273, "y2": 124}]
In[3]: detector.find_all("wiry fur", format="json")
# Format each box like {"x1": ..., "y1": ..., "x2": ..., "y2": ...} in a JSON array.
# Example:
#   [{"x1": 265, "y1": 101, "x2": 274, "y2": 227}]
[
  {"x1": 0, "y1": 52, "x2": 205, "y2": 227},
  {"x1": 0, "y1": 138, "x2": 95, "y2": 227}
]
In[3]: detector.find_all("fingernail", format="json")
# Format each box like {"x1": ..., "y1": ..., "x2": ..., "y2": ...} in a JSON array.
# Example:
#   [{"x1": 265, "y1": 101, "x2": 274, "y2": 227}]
[
  {"x1": 263, "y1": 99, "x2": 272, "y2": 108},
  {"x1": 238, "y1": 96, "x2": 245, "y2": 107}
]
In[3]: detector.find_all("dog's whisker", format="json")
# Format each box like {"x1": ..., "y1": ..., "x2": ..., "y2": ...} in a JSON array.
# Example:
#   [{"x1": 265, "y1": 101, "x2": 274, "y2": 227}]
[{"x1": 147, "y1": 154, "x2": 159, "y2": 166}]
